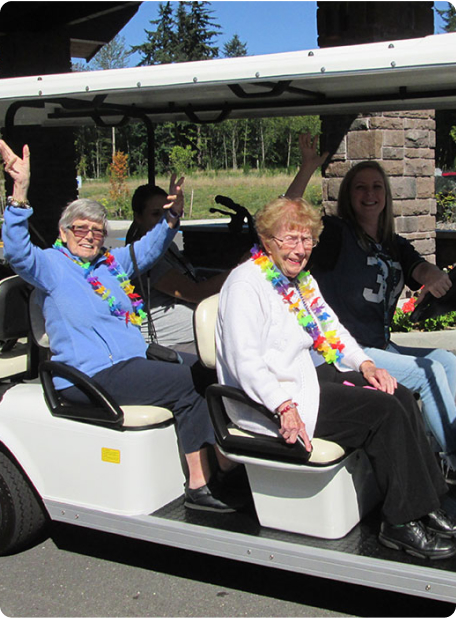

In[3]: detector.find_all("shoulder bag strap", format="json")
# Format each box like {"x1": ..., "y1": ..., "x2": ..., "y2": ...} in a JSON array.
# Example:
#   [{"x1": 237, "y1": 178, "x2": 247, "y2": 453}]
[{"x1": 129, "y1": 242, "x2": 158, "y2": 343}]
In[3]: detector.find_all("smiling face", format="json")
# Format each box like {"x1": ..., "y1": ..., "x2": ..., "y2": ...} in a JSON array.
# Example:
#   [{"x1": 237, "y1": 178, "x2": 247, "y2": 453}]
[
  {"x1": 59, "y1": 218, "x2": 105, "y2": 262},
  {"x1": 262, "y1": 222, "x2": 314, "y2": 279},
  {"x1": 349, "y1": 167, "x2": 386, "y2": 226}
]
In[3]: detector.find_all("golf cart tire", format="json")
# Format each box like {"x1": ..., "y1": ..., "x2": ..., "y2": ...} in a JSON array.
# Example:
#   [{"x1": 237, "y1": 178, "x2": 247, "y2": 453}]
[{"x1": 0, "y1": 450, "x2": 47, "y2": 555}]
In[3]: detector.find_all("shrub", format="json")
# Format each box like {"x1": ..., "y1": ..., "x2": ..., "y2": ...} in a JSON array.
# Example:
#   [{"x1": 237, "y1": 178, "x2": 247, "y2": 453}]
[
  {"x1": 109, "y1": 151, "x2": 130, "y2": 218},
  {"x1": 436, "y1": 191, "x2": 456, "y2": 223},
  {"x1": 391, "y1": 303, "x2": 456, "y2": 333}
]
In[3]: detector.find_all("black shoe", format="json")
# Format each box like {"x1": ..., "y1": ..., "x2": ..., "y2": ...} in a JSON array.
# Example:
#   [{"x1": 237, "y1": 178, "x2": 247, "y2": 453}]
[
  {"x1": 184, "y1": 483, "x2": 237, "y2": 513},
  {"x1": 379, "y1": 520, "x2": 456, "y2": 560},
  {"x1": 424, "y1": 509, "x2": 456, "y2": 538}
]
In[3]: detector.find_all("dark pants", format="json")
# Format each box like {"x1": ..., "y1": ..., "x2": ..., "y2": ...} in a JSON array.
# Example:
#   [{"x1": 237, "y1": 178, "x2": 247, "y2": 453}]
[
  {"x1": 314, "y1": 364, "x2": 448, "y2": 525},
  {"x1": 61, "y1": 353, "x2": 216, "y2": 455}
]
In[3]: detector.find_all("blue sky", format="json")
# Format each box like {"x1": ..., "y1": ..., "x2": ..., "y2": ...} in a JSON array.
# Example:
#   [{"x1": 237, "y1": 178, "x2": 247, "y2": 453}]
[{"x1": 118, "y1": 0, "x2": 451, "y2": 66}]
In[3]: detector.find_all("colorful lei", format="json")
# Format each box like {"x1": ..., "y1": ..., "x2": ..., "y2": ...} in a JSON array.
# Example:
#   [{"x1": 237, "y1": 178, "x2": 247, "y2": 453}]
[
  {"x1": 251, "y1": 245, "x2": 345, "y2": 365},
  {"x1": 53, "y1": 239, "x2": 146, "y2": 326}
]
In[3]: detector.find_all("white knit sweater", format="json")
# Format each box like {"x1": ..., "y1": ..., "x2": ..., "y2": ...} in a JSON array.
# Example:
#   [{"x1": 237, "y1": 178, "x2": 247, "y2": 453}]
[{"x1": 215, "y1": 259, "x2": 372, "y2": 439}]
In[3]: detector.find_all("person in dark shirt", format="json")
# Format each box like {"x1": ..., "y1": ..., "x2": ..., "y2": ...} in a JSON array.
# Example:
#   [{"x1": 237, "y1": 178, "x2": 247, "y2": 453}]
[{"x1": 286, "y1": 133, "x2": 456, "y2": 482}]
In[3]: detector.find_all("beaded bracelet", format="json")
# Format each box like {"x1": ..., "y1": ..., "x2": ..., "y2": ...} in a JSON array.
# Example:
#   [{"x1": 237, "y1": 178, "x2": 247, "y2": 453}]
[
  {"x1": 6, "y1": 196, "x2": 31, "y2": 209},
  {"x1": 168, "y1": 209, "x2": 181, "y2": 219},
  {"x1": 278, "y1": 402, "x2": 298, "y2": 415}
]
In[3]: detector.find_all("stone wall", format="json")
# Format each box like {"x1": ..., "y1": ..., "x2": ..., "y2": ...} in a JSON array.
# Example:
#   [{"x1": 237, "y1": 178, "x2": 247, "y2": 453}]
[{"x1": 322, "y1": 110, "x2": 436, "y2": 260}]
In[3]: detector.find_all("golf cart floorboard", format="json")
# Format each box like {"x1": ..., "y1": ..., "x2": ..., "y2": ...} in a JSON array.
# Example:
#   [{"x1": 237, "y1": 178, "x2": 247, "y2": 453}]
[
  {"x1": 150, "y1": 484, "x2": 456, "y2": 601},
  {"x1": 47, "y1": 485, "x2": 456, "y2": 602}
]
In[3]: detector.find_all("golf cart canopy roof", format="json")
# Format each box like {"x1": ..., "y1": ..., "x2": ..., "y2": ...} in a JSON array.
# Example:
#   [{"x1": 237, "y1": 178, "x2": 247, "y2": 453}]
[{"x1": 1, "y1": 32, "x2": 456, "y2": 130}]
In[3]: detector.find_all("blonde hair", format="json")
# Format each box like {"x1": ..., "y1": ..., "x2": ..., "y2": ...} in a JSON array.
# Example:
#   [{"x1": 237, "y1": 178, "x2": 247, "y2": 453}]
[{"x1": 255, "y1": 197, "x2": 323, "y2": 244}]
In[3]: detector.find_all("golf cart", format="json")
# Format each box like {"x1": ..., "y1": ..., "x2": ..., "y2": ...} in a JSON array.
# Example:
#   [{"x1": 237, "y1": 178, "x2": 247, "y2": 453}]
[{"x1": 0, "y1": 32, "x2": 456, "y2": 604}]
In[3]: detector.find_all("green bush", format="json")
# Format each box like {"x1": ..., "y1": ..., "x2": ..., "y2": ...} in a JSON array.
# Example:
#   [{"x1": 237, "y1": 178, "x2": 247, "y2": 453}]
[
  {"x1": 169, "y1": 145, "x2": 195, "y2": 174},
  {"x1": 391, "y1": 306, "x2": 456, "y2": 333},
  {"x1": 436, "y1": 191, "x2": 456, "y2": 223}
]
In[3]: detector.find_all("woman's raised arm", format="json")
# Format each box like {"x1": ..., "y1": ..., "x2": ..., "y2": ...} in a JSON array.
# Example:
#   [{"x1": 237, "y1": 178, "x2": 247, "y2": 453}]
[{"x1": 0, "y1": 140, "x2": 30, "y2": 204}]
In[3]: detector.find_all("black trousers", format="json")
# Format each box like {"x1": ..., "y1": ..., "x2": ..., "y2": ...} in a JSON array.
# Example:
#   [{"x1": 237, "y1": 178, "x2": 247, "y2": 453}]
[
  {"x1": 61, "y1": 353, "x2": 216, "y2": 455},
  {"x1": 314, "y1": 364, "x2": 448, "y2": 525}
]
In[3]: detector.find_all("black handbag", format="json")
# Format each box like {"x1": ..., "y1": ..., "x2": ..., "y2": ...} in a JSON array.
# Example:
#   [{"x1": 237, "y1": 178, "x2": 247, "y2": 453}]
[{"x1": 129, "y1": 244, "x2": 182, "y2": 364}]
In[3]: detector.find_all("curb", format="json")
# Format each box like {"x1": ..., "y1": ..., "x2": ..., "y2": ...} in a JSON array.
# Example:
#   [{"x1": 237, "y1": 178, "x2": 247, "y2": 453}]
[{"x1": 391, "y1": 329, "x2": 456, "y2": 354}]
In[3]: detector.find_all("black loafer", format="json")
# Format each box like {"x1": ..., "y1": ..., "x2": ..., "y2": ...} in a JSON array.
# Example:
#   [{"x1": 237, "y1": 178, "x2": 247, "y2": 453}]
[
  {"x1": 184, "y1": 483, "x2": 237, "y2": 513},
  {"x1": 379, "y1": 520, "x2": 456, "y2": 560},
  {"x1": 424, "y1": 509, "x2": 456, "y2": 538}
]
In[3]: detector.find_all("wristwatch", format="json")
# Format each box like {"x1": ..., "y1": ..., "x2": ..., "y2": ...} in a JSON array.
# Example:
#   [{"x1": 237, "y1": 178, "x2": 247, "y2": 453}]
[{"x1": 6, "y1": 196, "x2": 31, "y2": 209}]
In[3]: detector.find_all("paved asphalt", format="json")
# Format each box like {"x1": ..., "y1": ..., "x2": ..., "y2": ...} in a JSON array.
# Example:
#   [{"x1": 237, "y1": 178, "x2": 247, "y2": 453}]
[{"x1": 0, "y1": 522, "x2": 453, "y2": 618}]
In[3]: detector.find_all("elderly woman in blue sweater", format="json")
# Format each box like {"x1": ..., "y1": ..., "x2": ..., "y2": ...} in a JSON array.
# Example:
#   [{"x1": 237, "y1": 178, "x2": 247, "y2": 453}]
[{"x1": 0, "y1": 139, "x2": 237, "y2": 514}]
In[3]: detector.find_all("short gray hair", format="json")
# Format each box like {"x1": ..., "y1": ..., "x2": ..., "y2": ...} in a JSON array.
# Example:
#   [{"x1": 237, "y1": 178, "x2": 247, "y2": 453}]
[{"x1": 59, "y1": 199, "x2": 109, "y2": 236}]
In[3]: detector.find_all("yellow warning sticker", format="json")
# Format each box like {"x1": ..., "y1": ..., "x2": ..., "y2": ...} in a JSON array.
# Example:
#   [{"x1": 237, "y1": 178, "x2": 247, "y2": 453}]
[{"x1": 101, "y1": 448, "x2": 121, "y2": 464}]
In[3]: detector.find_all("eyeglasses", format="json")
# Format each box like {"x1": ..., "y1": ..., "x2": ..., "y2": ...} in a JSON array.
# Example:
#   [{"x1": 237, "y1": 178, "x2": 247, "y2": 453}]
[
  {"x1": 272, "y1": 234, "x2": 318, "y2": 249},
  {"x1": 68, "y1": 225, "x2": 105, "y2": 241}
]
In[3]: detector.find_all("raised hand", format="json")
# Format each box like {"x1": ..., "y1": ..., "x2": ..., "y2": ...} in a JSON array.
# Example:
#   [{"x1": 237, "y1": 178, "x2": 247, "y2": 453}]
[
  {"x1": 0, "y1": 140, "x2": 30, "y2": 201},
  {"x1": 297, "y1": 133, "x2": 329, "y2": 171},
  {"x1": 164, "y1": 172, "x2": 185, "y2": 218}
]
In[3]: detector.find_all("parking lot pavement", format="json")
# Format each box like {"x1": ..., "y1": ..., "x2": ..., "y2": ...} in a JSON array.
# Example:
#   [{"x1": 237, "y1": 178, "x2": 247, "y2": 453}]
[{"x1": 0, "y1": 523, "x2": 452, "y2": 618}]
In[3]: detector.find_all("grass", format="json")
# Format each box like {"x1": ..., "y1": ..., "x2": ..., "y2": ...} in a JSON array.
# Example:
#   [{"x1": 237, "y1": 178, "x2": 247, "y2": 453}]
[{"x1": 79, "y1": 169, "x2": 323, "y2": 220}]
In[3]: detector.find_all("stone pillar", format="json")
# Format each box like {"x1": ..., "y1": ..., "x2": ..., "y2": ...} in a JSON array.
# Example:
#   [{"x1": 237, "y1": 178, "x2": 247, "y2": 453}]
[
  {"x1": 0, "y1": 32, "x2": 77, "y2": 247},
  {"x1": 317, "y1": 2, "x2": 436, "y2": 262},
  {"x1": 323, "y1": 111, "x2": 437, "y2": 259}
]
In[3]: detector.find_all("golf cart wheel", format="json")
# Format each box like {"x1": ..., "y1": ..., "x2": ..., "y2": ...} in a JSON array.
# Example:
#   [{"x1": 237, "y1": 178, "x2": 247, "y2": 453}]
[{"x1": 0, "y1": 450, "x2": 47, "y2": 555}]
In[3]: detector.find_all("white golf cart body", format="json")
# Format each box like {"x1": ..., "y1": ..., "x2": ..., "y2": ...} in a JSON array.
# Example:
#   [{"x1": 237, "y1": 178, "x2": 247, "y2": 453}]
[{"x1": 0, "y1": 32, "x2": 455, "y2": 603}]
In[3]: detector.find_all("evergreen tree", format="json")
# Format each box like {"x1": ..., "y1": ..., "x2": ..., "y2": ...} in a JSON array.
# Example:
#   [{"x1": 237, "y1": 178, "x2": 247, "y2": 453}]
[
  {"x1": 436, "y1": 2, "x2": 456, "y2": 32},
  {"x1": 178, "y1": 1, "x2": 220, "y2": 61},
  {"x1": 132, "y1": 1, "x2": 220, "y2": 65},
  {"x1": 223, "y1": 34, "x2": 248, "y2": 58},
  {"x1": 131, "y1": 2, "x2": 176, "y2": 66}
]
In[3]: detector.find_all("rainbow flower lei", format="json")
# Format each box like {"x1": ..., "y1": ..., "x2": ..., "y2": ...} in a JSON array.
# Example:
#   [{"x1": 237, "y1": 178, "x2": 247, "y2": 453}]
[
  {"x1": 53, "y1": 239, "x2": 146, "y2": 326},
  {"x1": 251, "y1": 245, "x2": 345, "y2": 365}
]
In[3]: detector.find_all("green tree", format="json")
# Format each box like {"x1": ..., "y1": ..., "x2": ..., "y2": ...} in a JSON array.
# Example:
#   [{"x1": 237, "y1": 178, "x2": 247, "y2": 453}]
[
  {"x1": 223, "y1": 33, "x2": 248, "y2": 58},
  {"x1": 169, "y1": 145, "x2": 196, "y2": 173},
  {"x1": 133, "y1": 1, "x2": 220, "y2": 65},
  {"x1": 131, "y1": 1, "x2": 176, "y2": 65},
  {"x1": 436, "y1": 2, "x2": 456, "y2": 32},
  {"x1": 176, "y1": 1, "x2": 220, "y2": 61},
  {"x1": 91, "y1": 35, "x2": 131, "y2": 70}
]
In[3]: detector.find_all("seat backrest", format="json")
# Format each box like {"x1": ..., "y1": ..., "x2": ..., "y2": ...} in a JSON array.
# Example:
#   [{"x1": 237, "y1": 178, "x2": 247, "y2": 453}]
[
  {"x1": 0, "y1": 275, "x2": 31, "y2": 341},
  {"x1": 29, "y1": 288, "x2": 49, "y2": 349},
  {"x1": 193, "y1": 293, "x2": 219, "y2": 369}
]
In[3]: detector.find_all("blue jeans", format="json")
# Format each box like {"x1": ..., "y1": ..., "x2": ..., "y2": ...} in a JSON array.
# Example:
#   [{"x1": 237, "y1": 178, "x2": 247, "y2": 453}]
[{"x1": 363, "y1": 342, "x2": 456, "y2": 460}]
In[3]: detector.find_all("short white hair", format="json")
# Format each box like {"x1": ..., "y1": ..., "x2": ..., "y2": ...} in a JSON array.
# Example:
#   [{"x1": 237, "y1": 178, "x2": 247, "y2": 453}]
[{"x1": 59, "y1": 199, "x2": 108, "y2": 235}]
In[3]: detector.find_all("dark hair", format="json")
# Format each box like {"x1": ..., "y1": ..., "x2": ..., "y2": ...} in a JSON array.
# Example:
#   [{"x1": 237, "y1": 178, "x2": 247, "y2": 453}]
[
  {"x1": 337, "y1": 160, "x2": 395, "y2": 253},
  {"x1": 131, "y1": 184, "x2": 167, "y2": 216}
]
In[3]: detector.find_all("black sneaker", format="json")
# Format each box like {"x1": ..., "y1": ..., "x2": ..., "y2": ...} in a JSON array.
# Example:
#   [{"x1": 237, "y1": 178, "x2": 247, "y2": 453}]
[
  {"x1": 184, "y1": 483, "x2": 237, "y2": 513},
  {"x1": 379, "y1": 520, "x2": 456, "y2": 560}
]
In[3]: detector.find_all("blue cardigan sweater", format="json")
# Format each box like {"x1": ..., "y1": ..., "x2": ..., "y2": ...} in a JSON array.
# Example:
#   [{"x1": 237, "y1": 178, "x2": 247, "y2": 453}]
[{"x1": 3, "y1": 206, "x2": 177, "y2": 389}]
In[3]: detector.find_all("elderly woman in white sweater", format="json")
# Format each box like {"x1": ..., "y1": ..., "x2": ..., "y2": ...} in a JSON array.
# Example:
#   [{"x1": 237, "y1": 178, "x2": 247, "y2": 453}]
[{"x1": 216, "y1": 196, "x2": 456, "y2": 560}]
